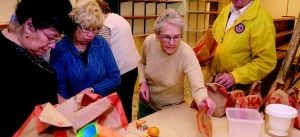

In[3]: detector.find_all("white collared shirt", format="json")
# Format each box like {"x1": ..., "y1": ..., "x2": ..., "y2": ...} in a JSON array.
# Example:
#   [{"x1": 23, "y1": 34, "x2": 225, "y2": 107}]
[{"x1": 226, "y1": 1, "x2": 253, "y2": 31}]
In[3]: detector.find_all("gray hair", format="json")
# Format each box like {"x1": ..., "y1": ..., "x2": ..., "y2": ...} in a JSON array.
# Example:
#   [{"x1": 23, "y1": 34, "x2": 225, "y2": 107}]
[{"x1": 154, "y1": 8, "x2": 184, "y2": 34}]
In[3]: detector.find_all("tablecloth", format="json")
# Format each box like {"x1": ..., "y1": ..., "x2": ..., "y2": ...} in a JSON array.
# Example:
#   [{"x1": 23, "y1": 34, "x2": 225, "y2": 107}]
[{"x1": 125, "y1": 103, "x2": 300, "y2": 137}]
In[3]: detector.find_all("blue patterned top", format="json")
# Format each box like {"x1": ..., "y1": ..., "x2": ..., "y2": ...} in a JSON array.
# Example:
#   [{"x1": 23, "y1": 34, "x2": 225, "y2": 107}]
[{"x1": 50, "y1": 35, "x2": 120, "y2": 98}]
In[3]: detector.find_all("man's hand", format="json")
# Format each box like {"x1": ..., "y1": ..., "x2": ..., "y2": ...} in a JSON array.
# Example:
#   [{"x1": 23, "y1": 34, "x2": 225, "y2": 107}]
[{"x1": 214, "y1": 73, "x2": 235, "y2": 89}]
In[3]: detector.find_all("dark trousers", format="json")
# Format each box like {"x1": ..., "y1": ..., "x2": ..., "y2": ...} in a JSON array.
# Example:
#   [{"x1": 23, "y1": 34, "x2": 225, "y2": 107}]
[
  {"x1": 117, "y1": 67, "x2": 138, "y2": 122},
  {"x1": 137, "y1": 100, "x2": 156, "y2": 119}
]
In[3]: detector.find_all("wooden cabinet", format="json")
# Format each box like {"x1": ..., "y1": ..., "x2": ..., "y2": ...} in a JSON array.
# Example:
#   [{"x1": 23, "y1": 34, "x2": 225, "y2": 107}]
[
  {"x1": 185, "y1": 0, "x2": 219, "y2": 46},
  {"x1": 120, "y1": 0, "x2": 183, "y2": 36},
  {"x1": 274, "y1": 16, "x2": 296, "y2": 60}
]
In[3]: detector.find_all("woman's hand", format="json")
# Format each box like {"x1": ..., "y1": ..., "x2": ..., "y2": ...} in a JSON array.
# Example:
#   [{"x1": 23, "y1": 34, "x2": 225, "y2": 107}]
[
  {"x1": 57, "y1": 94, "x2": 66, "y2": 104},
  {"x1": 199, "y1": 97, "x2": 216, "y2": 116},
  {"x1": 139, "y1": 82, "x2": 150, "y2": 102}
]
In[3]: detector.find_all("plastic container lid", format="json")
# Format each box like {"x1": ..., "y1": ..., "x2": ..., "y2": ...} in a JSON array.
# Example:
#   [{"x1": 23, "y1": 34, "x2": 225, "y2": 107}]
[{"x1": 265, "y1": 104, "x2": 297, "y2": 118}]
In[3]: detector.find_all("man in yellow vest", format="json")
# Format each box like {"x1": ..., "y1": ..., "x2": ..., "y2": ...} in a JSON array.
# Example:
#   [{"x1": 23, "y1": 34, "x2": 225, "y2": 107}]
[{"x1": 209, "y1": 0, "x2": 277, "y2": 94}]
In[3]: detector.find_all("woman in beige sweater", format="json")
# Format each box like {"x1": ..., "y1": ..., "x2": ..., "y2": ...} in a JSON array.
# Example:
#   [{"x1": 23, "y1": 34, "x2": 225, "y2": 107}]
[{"x1": 138, "y1": 8, "x2": 215, "y2": 118}]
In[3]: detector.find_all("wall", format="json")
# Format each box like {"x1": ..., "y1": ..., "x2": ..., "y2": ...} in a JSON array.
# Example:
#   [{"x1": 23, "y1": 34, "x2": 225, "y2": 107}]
[
  {"x1": 0, "y1": 0, "x2": 299, "y2": 24},
  {"x1": 286, "y1": 0, "x2": 300, "y2": 17},
  {"x1": 261, "y1": 0, "x2": 300, "y2": 19},
  {"x1": 0, "y1": 0, "x2": 78, "y2": 24},
  {"x1": 0, "y1": 0, "x2": 18, "y2": 24},
  {"x1": 120, "y1": 1, "x2": 185, "y2": 36}
]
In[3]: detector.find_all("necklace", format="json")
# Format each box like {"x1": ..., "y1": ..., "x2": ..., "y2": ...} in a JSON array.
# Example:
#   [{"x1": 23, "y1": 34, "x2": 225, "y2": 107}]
[
  {"x1": 74, "y1": 43, "x2": 88, "y2": 53},
  {"x1": 75, "y1": 46, "x2": 86, "y2": 53},
  {"x1": 76, "y1": 48, "x2": 85, "y2": 53}
]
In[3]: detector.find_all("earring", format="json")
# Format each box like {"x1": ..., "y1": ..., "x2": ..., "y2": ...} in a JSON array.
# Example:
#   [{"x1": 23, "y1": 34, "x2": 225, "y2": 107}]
[{"x1": 25, "y1": 32, "x2": 29, "y2": 38}]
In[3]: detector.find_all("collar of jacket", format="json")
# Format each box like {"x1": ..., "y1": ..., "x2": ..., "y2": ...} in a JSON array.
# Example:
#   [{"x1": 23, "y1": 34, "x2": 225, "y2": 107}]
[{"x1": 226, "y1": 0, "x2": 260, "y2": 22}]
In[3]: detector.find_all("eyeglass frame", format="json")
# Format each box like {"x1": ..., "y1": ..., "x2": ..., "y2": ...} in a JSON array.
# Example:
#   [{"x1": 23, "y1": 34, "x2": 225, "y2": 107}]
[
  {"x1": 159, "y1": 33, "x2": 182, "y2": 42},
  {"x1": 77, "y1": 24, "x2": 100, "y2": 34},
  {"x1": 39, "y1": 28, "x2": 62, "y2": 44}
]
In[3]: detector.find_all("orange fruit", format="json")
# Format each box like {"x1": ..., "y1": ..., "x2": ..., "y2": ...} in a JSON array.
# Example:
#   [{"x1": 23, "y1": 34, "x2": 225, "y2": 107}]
[{"x1": 147, "y1": 126, "x2": 159, "y2": 137}]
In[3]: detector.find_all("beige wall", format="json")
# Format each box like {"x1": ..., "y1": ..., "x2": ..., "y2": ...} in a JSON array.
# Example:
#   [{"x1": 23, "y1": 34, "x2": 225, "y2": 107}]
[
  {"x1": 0, "y1": 0, "x2": 78, "y2": 24},
  {"x1": 261, "y1": 0, "x2": 300, "y2": 18},
  {"x1": 287, "y1": 0, "x2": 300, "y2": 17},
  {"x1": 1, "y1": 0, "x2": 299, "y2": 24},
  {"x1": 0, "y1": 0, "x2": 18, "y2": 24}
]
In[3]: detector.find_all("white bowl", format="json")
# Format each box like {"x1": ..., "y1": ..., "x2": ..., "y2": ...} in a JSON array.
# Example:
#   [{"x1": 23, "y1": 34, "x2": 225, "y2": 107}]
[{"x1": 265, "y1": 104, "x2": 297, "y2": 136}]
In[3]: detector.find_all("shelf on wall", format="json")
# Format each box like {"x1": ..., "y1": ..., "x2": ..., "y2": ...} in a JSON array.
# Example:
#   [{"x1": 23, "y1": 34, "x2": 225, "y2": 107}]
[
  {"x1": 185, "y1": 0, "x2": 220, "y2": 46},
  {"x1": 134, "y1": 33, "x2": 153, "y2": 37},
  {"x1": 276, "y1": 50, "x2": 288, "y2": 60},
  {"x1": 276, "y1": 43, "x2": 289, "y2": 51},
  {"x1": 120, "y1": 0, "x2": 183, "y2": 36},
  {"x1": 123, "y1": 15, "x2": 158, "y2": 19},
  {"x1": 203, "y1": 0, "x2": 219, "y2": 2},
  {"x1": 273, "y1": 16, "x2": 296, "y2": 21},
  {"x1": 185, "y1": 29, "x2": 211, "y2": 33},
  {"x1": 188, "y1": 11, "x2": 219, "y2": 14},
  {"x1": 273, "y1": 16, "x2": 296, "y2": 61},
  {"x1": 123, "y1": 14, "x2": 184, "y2": 19},
  {"x1": 276, "y1": 30, "x2": 293, "y2": 37},
  {"x1": 129, "y1": 0, "x2": 182, "y2": 2}
]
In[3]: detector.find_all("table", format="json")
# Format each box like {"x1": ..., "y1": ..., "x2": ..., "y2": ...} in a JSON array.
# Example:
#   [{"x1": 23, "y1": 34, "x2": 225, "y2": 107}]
[{"x1": 125, "y1": 103, "x2": 300, "y2": 137}]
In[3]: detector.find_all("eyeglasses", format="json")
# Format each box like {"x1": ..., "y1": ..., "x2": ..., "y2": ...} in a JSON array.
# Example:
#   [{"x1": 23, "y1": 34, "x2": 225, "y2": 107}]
[
  {"x1": 40, "y1": 29, "x2": 62, "y2": 44},
  {"x1": 159, "y1": 33, "x2": 182, "y2": 42},
  {"x1": 78, "y1": 24, "x2": 100, "y2": 34}
]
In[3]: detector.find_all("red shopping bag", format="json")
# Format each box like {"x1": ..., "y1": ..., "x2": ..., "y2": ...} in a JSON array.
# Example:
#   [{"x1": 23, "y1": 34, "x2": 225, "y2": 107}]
[
  {"x1": 193, "y1": 30, "x2": 218, "y2": 66},
  {"x1": 196, "y1": 105, "x2": 212, "y2": 137},
  {"x1": 295, "y1": 98, "x2": 300, "y2": 129},
  {"x1": 190, "y1": 101, "x2": 212, "y2": 137},
  {"x1": 204, "y1": 81, "x2": 263, "y2": 117},
  {"x1": 13, "y1": 92, "x2": 128, "y2": 137}
]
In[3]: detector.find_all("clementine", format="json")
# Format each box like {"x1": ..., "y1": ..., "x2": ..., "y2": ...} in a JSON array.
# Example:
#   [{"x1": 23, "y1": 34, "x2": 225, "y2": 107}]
[{"x1": 147, "y1": 126, "x2": 159, "y2": 137}]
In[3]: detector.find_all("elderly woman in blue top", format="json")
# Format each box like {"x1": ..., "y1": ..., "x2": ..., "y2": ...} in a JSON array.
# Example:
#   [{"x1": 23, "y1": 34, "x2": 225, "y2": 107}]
[{"x1": 50, "y1": 1, "x2": 120, "y2": 101}]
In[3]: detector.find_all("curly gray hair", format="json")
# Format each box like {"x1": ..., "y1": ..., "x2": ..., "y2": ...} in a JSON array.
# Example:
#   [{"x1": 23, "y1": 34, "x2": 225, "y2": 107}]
[{"x1": 154, "y1": 8, "x2": 184, "y2": 34}]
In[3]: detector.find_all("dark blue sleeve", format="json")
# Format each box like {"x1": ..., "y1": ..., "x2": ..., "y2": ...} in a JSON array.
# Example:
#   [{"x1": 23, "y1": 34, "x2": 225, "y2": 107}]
[
  {"x1": 50, "y1": 41, "x2": 69, "y2": 98},
  {"x1": 90, "y1": 36, "x2": 121, "y2": 96}
]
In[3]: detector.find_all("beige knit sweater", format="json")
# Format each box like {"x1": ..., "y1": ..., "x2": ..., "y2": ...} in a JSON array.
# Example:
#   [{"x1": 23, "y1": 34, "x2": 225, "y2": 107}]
[{"x1": 138, "y1": 34, "x2": 208, "y2": 108}]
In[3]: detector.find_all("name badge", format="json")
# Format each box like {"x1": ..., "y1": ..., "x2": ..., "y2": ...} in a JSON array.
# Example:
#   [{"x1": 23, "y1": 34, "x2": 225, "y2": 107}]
[{"x1": 235, "y1": 23, "x2": 245, "y2": 33}]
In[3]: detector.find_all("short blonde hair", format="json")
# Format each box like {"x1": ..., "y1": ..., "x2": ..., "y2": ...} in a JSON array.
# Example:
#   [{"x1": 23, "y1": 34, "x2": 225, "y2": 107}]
[{"x1": 70, "y1": 1, "x2": 104, "y2": 30}]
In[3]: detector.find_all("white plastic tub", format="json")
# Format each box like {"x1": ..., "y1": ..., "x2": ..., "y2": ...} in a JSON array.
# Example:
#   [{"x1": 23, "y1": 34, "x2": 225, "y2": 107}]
[
  {"x1": 265, "y1": 104, "x2": 297, "y2": 137},
  {"x1": 226, "y1": 108, "x2": 263, "y2": 137}
]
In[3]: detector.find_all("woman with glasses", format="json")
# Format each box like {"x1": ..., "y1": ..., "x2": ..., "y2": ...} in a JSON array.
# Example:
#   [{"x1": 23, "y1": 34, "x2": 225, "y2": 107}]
[
  {"x1": 138, "y1": 8, "x2": 216, "y2": 118},
  {"x1": 0, "y1": 0, "x2": 72, "y2": 136},
  {"x1": 50, "y1": 1, "x2": 120, "y2": 102}
]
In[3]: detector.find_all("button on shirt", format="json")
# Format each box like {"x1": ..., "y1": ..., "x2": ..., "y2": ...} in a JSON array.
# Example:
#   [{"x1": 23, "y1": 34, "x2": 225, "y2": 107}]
[{"x1": 226, "y1": 1, "x2": 254, "y2": 31}]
